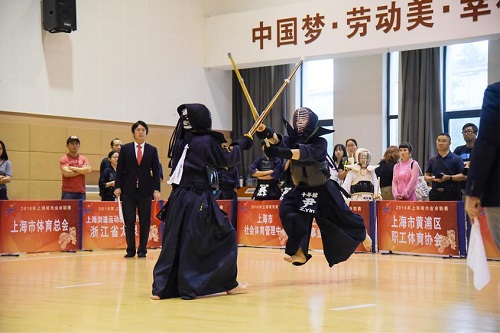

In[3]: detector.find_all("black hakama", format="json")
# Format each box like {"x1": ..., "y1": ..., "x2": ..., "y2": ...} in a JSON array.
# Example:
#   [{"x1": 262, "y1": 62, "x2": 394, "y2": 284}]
[{"x1": 152, "y1": 131, "x2": 243, "y2": 299}]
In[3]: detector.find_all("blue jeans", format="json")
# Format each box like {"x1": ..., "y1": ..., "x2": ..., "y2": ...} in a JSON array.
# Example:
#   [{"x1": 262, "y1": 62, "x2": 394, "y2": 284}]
[{"x1": 61, "y1": 192, "x2": 86, "y2": 200}]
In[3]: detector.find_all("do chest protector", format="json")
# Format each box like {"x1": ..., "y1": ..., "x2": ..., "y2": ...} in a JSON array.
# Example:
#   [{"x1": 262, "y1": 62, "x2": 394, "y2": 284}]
[{"x1": 291, "y1": 160, "x2": 330, "y2": 187}]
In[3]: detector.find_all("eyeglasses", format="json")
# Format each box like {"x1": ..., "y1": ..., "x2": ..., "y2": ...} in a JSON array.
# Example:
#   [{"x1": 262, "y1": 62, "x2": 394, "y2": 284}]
[{"x1": 462, "y1": 130, "x2": 476, "y2": 135}]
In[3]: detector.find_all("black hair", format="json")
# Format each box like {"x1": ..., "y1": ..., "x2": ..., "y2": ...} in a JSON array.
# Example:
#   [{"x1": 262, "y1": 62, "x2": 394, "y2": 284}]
[
  {"x1": 0, "y1": 140, "x2": 8, "y2": 160},
  {"x1": 110, "y1": 138, "x2": 121, "y2": 147},
  {"x1": 132, "y1": 121, "x2": 148, "y2": 134},
  {"x1": 462, "y1": 123, "x2": 478, "y2": 133},
  {"x1": 333, "y1": 144, "x2": 347, "y2": 158},
  {"x1": 399, "y1": 142, "x2": 413, "y2": 152},
  {"x1": 345, "y1": 138, "x2": 358, "y2": 147},
  {"x1": 437, "y1": 133, "x2": 451, "y2": 140},
  {"x1": 108, "y1": 151, "x2": 118, "y2": 158}
]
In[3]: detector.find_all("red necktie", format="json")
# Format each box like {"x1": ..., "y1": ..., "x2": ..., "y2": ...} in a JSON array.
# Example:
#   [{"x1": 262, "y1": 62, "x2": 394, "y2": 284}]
[{"x1": 137, "y1": 145, "x2": 143, "y2": 165}]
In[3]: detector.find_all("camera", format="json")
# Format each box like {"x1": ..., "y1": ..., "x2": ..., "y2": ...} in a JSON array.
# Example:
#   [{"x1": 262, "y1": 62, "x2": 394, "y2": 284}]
[{"x1": 435, "y1": 173, "x2": 444, "y2": 179}]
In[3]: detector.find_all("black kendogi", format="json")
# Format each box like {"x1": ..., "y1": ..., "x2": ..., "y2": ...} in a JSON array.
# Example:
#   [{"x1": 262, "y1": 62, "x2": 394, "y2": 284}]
[
  {"x1": 249, "y1": 156, "x2": 283, "y2": 200},
  {"x1": 260, "y1": 107, "x2": 367, "y2": 267},
  {"x1": 214, "y1": 166, "x2": 240, "y2": 200},
  {"x1": 152, "y1": 103, "x2": 252, "y2": 300}
]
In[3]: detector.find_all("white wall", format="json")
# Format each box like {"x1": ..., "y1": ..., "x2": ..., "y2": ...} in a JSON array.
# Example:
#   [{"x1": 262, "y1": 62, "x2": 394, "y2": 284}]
[
  {"x1": 0, "y1": 0, "x2": 232, "y2": 130},
  {"x1": 0, "y1": 0, "x2": 498, "y2": 159}
]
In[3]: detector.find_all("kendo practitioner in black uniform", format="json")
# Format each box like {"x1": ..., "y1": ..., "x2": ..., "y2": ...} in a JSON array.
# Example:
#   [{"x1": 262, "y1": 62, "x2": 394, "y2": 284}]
[
  {"x1": 257, "y1": 107, "x2": 371, "y2": 266},
  {"x1": 249, "y1": 142, "x2": 283, "y2": 200},
  {"x1": 214, "y1": 165, "x2": 241, "y2": 228},
  {"x1": 152, "y1": 103, "x2": 253, "y2": 300},
  {"x1": 214, "y1": 165, "x2": 240, "y2": 200}
]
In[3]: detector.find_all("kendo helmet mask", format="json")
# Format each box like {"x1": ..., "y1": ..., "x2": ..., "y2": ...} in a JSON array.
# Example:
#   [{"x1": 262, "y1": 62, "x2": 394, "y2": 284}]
[
  {"x1": 177, "y1": 103, "x2": 212, "y2": 132},
  {"x1": 356, "y1": 148, "x2": 371, "y2": 168},
  {"x1": 292, "y1": 107, "x2": 318, "y2": 136}
]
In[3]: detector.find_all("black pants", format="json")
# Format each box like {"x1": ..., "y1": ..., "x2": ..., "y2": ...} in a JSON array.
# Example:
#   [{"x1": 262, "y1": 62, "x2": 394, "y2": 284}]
[
  {"x1": 122, "y1": 192, "x2": 152, "y2": 255},
  {"x1": 0, "y1": 187, "x2": 7, "y2": 200},
  {"x1": 429, "y1": 188, "x2": 462, "y2": 201}
]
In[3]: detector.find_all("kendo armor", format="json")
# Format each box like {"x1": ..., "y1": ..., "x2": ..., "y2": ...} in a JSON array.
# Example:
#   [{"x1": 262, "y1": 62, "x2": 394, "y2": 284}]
[
  {"x1": 290, "y1": 160, "x2": 330, "y2": 187},
  {"x1": 292, "y1": 107, "x2": 318, "y2": 136},
  {"x1": 259, "y1": 159, "x2": 275, "y2": 172}
]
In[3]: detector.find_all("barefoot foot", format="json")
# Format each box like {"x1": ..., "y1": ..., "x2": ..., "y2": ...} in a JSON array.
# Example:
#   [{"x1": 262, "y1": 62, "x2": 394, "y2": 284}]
[
  {"x1": 284, "y1": 248, "x2": 307, "y2": 265},
  {"x1": 363, "y1": 233, "x2": 372, "y2": 251},
  {"x1": 227, "y1": 282, "x2": 248, "y2": 295},
  {"x1": 151, "y1": 295, "x2": 160, "y2": 300}
]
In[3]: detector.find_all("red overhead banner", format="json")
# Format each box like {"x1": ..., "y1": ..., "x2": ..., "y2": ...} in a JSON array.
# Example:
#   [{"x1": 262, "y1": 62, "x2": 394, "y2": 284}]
[{"x1": 377, "y1": 201, "x2": 460, "y2": 256}]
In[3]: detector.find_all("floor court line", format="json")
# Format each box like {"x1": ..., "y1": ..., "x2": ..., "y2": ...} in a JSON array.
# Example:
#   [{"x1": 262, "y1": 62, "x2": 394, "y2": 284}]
[
  {"x1": 331, "y1": 304, "x2": 376, "y2": 311},
  {"x1": 55, "y1": 282, "x2": 102, "y2": 289}
]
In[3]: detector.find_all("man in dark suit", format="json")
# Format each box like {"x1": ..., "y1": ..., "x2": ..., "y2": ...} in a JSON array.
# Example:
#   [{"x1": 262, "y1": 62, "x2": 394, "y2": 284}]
[
  {"x1": 115, "y1": 120, "x2": 161, "y2": 258},
  {"x1": 465, "y1": 82, "x2": 500, "y2": 250}
]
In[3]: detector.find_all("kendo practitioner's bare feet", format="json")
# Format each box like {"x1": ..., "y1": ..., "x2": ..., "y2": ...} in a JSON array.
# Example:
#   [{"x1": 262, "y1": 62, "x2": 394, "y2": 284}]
[
  {"x1": 284, "y1": 247, "x2": 309, "y2": 265},
  {"x1": 278, "y1": 229, "x2": 288, "y2": 245},
  {"x1": 150, "y1": 295, "x2": 160, "y2": 300},
  {"x1": 226, "y1": 282, "x2": 249, "y2": 295},
  {"x1": 363, "y1": 232, "x2": 373, "y2": 251}
]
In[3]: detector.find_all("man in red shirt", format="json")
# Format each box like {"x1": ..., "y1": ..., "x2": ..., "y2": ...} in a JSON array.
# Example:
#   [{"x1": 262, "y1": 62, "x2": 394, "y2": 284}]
[{"x1": 60, "y1": 136, "x2": 91, "y2": 200}]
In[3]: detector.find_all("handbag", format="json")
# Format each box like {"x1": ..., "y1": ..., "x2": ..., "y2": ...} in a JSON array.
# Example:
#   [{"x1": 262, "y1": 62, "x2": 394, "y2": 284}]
[{"x1": 411, "y1": 161, "x2": 429, "y2": 201}]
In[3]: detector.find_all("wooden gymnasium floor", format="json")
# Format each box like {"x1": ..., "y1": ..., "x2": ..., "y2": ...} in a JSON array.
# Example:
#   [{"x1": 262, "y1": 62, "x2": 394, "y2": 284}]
[{"x1": 0, "y1": 247, "x2": 498, "y2": 333}]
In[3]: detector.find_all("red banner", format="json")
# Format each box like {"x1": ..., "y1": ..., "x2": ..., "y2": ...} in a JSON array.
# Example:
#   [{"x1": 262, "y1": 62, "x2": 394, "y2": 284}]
[
  {"x1": 308, "y1": 201, "x2": 372, "y2": 252},
  {"x1": 377, "y1": 201, "x2": 460, "y2": 256},
  {"x1": 236, "y1": 200, "x2": 372, "y2": 252},
  {"x1": 237, "y1": 200, "x2": 284, "y2": 247},
  {"x1": 216, "y1": 200, "x2": 234, "y2": 227},
  {"x1": 349, "y1": 201, "x2": 372, "y2": 252},
  {"x1": 0, "y1": 200, "x2": 80, "y2": 253},
  {"x1": 81, "y1": 201, "x2": 162, "y2": 250},
  {"x1": 477, "y1": 210, "x2": 500, "y2": 259}
]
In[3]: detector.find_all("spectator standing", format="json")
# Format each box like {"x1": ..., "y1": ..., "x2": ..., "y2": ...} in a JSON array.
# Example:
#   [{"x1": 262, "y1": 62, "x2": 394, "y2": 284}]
[
  {"x1": 345, "y1": 138, "x2": 358, "y2": 166},
  {"x1": 99, "y1": 138, "x2": 122, "y2": 199},
  {"x1": 424, "y1": 133, "x2": 465, "y2": 201},
  {"x1": 99, "y1": 151, "x2": 119, "y2": 201},
  {"x1": 100, "y1": 138, "x2": 122, "y2": 173},
  {"x1": 60, "y1": 136, "x2": 91, "y2": 200},
  {"x1": 465, "y1": 82, "x2": 500, "y2": 249},
  {"x1": 0, "y1": 140, "x2": 12, "y2": 200},
  {"x1": 114, "y1": 121, "x2": 161, "y2": 258},
  {"x1": 376, "y1": 145, "x2": 399, "y2": 200},
  {"x1": 328, "y1": 143, "x2": 348, "y2": 185},
  {"x1": 453, "y1": 123, "x2": 478, "y2": 196},
  {"x1": 392, "y1": 142, "x2": 419, "y2": 201}
]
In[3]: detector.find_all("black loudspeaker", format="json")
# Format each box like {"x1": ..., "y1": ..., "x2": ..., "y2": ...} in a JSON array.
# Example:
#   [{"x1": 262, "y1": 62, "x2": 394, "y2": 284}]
[{"x1": 42, "y1": 0, "x2": 77, "y2": 33}]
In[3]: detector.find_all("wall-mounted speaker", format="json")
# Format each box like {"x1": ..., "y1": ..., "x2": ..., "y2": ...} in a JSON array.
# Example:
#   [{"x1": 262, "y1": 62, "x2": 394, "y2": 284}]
[{"x1": 42, "y1": 0, "x2": 77, "y2": 33}]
